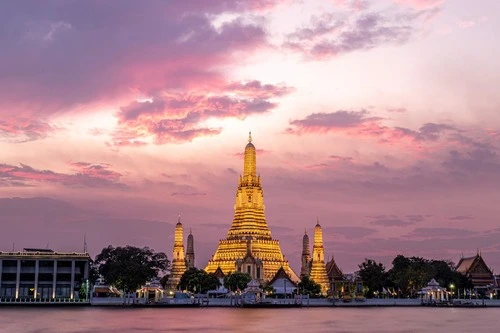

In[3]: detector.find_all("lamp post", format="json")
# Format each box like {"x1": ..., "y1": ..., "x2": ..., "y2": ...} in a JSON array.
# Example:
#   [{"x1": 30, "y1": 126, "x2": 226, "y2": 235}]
[{"x1": 449, "y1": 284, "x2": 455, "y2": 302}]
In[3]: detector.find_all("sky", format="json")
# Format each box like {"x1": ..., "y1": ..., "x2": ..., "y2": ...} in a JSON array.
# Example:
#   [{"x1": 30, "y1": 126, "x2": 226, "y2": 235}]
[{"x1": 1, "y1": 0, "x2": 499, "y2": 274}]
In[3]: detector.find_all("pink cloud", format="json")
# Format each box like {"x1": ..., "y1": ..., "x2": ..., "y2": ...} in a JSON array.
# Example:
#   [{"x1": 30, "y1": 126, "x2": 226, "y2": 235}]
[
  {"x1": 113, "y1": 80, "x2": 292, "y2": 145},
  {"x1": 0, "y1": 118, "x2": 54, "y2": 142},
  {"x1": 393, "y1": 0, "x2": 445, "y2": 9},
  {"x1": 0, "y1": 2, "x2": 278, "y2": 142},
  {"x1": 0, "y1": 162, "x2": 126, "y2": 189},
  {"x1": 287, "y1": 109, "x2": 457, "y2": 149}
]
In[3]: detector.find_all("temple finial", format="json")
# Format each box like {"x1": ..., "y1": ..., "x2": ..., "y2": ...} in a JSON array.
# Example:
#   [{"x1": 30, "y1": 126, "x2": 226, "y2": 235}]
[
  {"x1": 304, "y1": 228, "x2": 307, "y2": 235},
  {"x1": 189, "y1": 228, "x2": 192, "y2": 235},
  {"x1": 248, "y1": 131, "x2": 252, "y2": 143},
  {"x1": 316, "y1": 217, "x2": 320, "y2": 226},
  {"x1": 178, "y1": 214, "x2": 181, "y2": 223}
]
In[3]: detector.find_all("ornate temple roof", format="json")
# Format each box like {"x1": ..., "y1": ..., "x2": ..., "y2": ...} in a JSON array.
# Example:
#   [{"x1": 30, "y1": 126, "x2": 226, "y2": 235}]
[
  {"x1": 326, "y1": 256, "x2": 344, "y2": 281},
  {"x1": 213, "y1": 266, "x2": 225, "y2": 279},
  {"x1": 268, "y1": 266, "x2": 298, "y2": 287},
  {"x1": 456, "y1": 253, "x2": 492, "y2": 275}
]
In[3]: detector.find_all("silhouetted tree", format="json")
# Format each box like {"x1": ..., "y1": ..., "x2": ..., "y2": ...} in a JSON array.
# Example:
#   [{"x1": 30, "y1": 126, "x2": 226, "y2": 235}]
[
  {"x1": 94, "y1": 245, "x2": 168, "y2": 293},
  {"x1": 223, "y1": 272, "x2": 251, "y2": 292},
  {"x1": 179, "y1": 267, "x2": 221, "y2": 293},
  {"x1": 358, "y1": 259, "x2": 387, "y2": 298},
  {"x1": 297, "y1": 276, "x2": 322, "y2": 297}
]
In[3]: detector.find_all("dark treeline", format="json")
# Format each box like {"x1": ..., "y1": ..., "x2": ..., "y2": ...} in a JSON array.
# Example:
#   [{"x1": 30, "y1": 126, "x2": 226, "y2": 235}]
[{"x1": 358, "y1": 255, "x2": 473, "y2": 298}]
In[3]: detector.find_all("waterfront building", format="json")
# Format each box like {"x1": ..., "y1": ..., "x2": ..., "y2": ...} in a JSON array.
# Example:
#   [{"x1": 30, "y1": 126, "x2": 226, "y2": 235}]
[
  {"x1": 186, "y1": 229, "x2": 195, "y2": 269},
  {"x1": 420, "y1": 278, "x2": 449, "y2": 304},
  {"x1": 309, "y1": 220, "x2": 330, "y2": 295},
  {"x1": 93, "y1": 277, "x2": 122, "y2": 297},
  {"x1": 300, "y1": 230, "x2": 311, "y2": 277},
  {"x1": 166, "y1": 217, "x2": 187, "y2": 291},
  {"x1": 137, "y1": 278, "x2": 165, "y2": 303},
  {"x1": 268, "y1": 266, "x2": 297, "y2": 296},
  {"x1": 456, "y1": 253, "x2": 494, "y2": 287},
  {"x1": 205, "y1": 133, "x2": 299, "y2": 282},
  {"x1": 0, "y1": 248, "x2": 90, "y2": 301},
  {"x1": 326, "y1": 256, "x2": 346, "y2": 298}
]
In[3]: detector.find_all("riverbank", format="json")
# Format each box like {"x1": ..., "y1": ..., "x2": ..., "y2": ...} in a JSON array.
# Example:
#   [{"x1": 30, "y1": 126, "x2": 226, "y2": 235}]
[{"x1": 2, "y1": 298, "x2": 499, "y2": 308}]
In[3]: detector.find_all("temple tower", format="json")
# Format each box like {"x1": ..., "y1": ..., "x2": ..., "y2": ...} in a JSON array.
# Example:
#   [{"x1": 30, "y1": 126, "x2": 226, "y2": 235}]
[
  {"x1": 205, "y1": 133, "x2": 299, "y2": 282},
  {"x1": 309, "y1": 219, "x2": 330, "y2": 295},
  {"x1": 166, "y1": 216, "x2": 187, "y2": 291},
  {"x1": 186, "y1": 229, "x2": 195, "y2": 269},
  {"x1": 300, "y1": 230, "x2": 311, "y2": 277}
]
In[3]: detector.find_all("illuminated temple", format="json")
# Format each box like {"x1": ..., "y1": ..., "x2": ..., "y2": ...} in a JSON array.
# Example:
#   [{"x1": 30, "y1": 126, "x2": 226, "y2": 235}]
[
  {"x1": 309, "y1": 220, "x2": 330, "y2": 295},
  {"x1": 166, "y1": 217, "x2": 187, "y2": 291},
  {"x1": 205, "y1": 133, "x2": 299, "y2": 282}
]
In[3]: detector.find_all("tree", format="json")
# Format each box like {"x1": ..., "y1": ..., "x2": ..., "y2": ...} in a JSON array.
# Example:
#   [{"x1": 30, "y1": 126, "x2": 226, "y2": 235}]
[
  {"x1": 358, "y1": 259, "x2": 387, "y2": 298},
  {"x1": 179, "y1": 267, "x2": 221, "y2": 293},
  {"x1": 261, "y1": 282, "x2": 276, "y2": 295},
  {"x1": 297, "y1": 276, "x2": 322, "y2": 297},
  {"x1": 159, "y1": 274, "x2": 170, "y2": 289},
  {"x1": 94, "y1": 245, "x2": 168, "y2": 293},
  {"x1": 223, "y1": 272, "x2": 251, "y2": 292}
]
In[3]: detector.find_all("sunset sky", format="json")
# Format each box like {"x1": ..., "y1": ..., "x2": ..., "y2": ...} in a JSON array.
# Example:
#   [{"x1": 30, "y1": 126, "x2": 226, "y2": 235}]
[{"x1": 1, "y1": 0, "x2": 499, "y2": 274}]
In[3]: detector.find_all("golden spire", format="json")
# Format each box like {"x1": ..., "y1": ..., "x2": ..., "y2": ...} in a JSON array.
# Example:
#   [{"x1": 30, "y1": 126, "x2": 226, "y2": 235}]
[{"x1": 244, "y1": 132, "x2": 256, "y2": 177}]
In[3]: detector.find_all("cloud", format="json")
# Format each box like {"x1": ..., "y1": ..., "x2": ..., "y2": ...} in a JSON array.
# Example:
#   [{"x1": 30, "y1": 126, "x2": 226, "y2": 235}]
[
  {"x1": 448, "y1": 215, "x2": 474, "y2": 221},
  {"x1": 406, "y1": 227, "x2": 477, "y2": 238},
  {"x1": 0, "y1": 118, "x2": 54, "y2": 142},
  {"x1": 324, "y1": 226, "x2": 377, "y2": 239},
  {"x1": 288, "y1": 110, "x2": 377, "y2": 131},
  {"x1": 387, "y1": 107, "x2": 408, "y2": 113},
  {"x1": 368, "y1": 214, "x2": 426, "y2": 227},
  {"x1": 284, "y1": 8, "x2": 426, "y2": 59},
  {"x1": 113, "y1": 81, "x2": 292, "y2": 145},
  {"x1": 0, "y1": 162, "x2": 126, "y2": 189},
  {"x1": 393, "y1": 0, "x2": 445, "y2": 9},
  {"x1": 0, "y1": 1, "x2": 285, "y2": 140},
  {"x1": 287, "y1": 109, "x2": 456, "y2": 147}
]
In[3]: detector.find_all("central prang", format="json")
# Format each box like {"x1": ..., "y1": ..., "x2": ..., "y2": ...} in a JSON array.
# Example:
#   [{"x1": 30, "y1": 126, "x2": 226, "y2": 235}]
[{"x1": 205, "y1": 133, "x2": 299, "y2": 282}]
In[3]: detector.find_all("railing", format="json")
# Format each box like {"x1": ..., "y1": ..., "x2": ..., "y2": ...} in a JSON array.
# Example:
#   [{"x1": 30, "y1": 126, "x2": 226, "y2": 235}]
[{"x1": 0, "y1": 297, "x2": 90, "y2": 304}]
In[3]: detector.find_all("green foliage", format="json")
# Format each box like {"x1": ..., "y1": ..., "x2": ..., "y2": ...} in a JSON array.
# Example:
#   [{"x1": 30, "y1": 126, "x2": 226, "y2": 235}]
[
  {"x1": 223, "y1": 272, "x2": 251, "y2": 292},
  {"x1": 159, "y1": 274, "x2": 170, "y2": 289},
  {"x1": 358, "y1": 259, "x2": 387, "y2": 298},
  {"x1": 179, "y1": 267, "x2": 221, "y2": 293},
  {"x1": 88, "y1": 260, "x2": 100, "y2": 285},
  {"x1": 261, "y1": 282, "x2": 275, "y2": 295},
  {"x1": 357, "y1": 255, "x2": 474, "y2": 298},
  {"x1": 387, "y1": 255, "x2": 473, "y2": 298},
  {"x1": 297, "y1": 275, "x2": 322, "y2": 297},
  {"x1": 94, "y1": 245, "x2": 169, "y2": 293}
]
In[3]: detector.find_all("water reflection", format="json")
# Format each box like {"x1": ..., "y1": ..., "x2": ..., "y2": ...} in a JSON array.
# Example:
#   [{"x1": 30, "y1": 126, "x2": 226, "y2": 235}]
[{"x1": 0, "y1": 307, "x2": 499, "y2": 333}]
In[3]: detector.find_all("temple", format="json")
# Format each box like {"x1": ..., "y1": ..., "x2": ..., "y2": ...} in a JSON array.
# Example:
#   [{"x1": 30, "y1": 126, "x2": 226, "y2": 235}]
[
  {"x1": 456, "y1": 252, "x2": 494, "y2": 287},
  {"x1": 309, "y1": 220, "x2": 330, "y2": 295},
  {"x1": 166, "y1": 216, "x2": 187, "y2": 291},
  {"x1": 300, "y1": 230, "x2": 311, "y2": 277},
  {"x1": 205, "y1": 133, "x2": 299, "y2": 282},
  {"x1": 186, "y1": 229, "x2": 195, "y2": 269}
]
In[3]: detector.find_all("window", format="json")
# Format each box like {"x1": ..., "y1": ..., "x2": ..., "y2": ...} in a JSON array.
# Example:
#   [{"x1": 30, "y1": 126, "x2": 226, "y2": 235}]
[
  {"x1": 256, "y1": 267, "x2": 260, "y2": 279},
  {"x1": 247, "y1": 265, "x2": 251, "y2": 275}
]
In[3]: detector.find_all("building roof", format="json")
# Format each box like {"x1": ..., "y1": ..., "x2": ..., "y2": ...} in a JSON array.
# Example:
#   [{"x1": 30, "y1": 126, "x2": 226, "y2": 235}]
[
  {"x1": 0, "y1": 250, "x2": 90, "y2": 260},
  {"x1": 268, "y1": 267, "x2": 298, "y2": 287},
  {"x1": 456, "y1": 254, "x2": 493, "y2": 276},
  {"x1": 213, "y1": 266, "x2": 225, "y2": 279},
  {"x1": 326, "y1": 257, "x2": 344, "y2": 281}
]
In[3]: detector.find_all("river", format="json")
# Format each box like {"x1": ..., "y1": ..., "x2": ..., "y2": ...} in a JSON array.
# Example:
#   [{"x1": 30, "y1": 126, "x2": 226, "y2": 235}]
[{"x1": 0, "y1": 307, "x2": 499, "y2": 332}]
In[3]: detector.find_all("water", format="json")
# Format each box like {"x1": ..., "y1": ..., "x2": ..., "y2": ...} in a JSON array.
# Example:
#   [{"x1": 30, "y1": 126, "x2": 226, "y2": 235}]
[{"x1": 0, "y1": 307, "x2": 499, "y2": 333}]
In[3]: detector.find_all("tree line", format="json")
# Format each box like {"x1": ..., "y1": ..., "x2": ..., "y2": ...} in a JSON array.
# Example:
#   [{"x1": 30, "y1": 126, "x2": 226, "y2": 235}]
[
  {"x1": 358, "y1": 255, "x2": 473, "y2": 298},
  {"x1": 90, "y1": 246, "x2": 473, "y2": 298}
]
